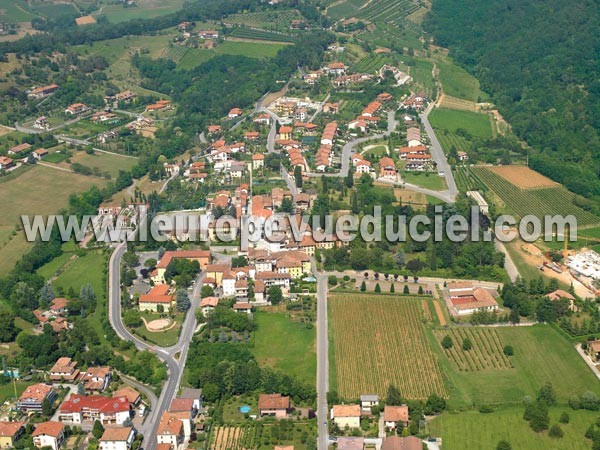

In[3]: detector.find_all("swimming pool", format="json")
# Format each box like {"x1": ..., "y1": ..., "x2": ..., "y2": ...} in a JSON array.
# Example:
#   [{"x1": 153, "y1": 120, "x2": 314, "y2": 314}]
[{"x1": 239, "y1": 405, "x2": 251, "y2": 414}]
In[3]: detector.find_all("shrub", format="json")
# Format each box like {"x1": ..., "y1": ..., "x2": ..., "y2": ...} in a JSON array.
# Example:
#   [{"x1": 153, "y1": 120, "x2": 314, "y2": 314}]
[
  {"x1": 549, "y1": 424, "x2": 563, "y2": 438},
  {"x1": 441, "y1": 335, "x2": 453, "y2": 349},
  {"x1": 559, "y1": 412, "x2": 569, "y2": 424},
  {"x1": 503, "y1": 345, "x2": 514, "y2": 356}
]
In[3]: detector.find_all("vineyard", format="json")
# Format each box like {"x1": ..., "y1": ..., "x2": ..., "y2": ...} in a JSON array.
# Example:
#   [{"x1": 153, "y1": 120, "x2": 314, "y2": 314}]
[
  {"x1": 436, "y1": 130, "x2": 471, "y2": 154},
  {"x1": 453, "y1": 166, "x2": 485, "y2": 192},
  {"x1": 162, "y1": 45, "x2": 189, "y2": 63},
  {"x1": 228, "y1": 27, "x2": 296, "y2": 43},
  {"x1": 352, "y1": 53, "x2": 400, "y2": 73},
  {"x1": 356, "y1": 0, "x2": 422, "y2": 26},
  {"x1": 224, "y1": 9, "x2": 304, "y2": 31},
  {"x1": 471, "y1": 167, "x2": 600, "y2": 226},
  {"x1": 212, "y1": 425, "x2": 258, "y2": 450},
  {"x1": 439, "y1": 95, "x2": 477, "y2": 112},
  {"x1": 327, "y1": 0, "x2": 367, "y2": 20},
  {"x1": 434, "y1": 328, "x2": 512, "y2": 371},
  {"x1": 329, "y1": 294, "x2": 447, "y2": 400}
]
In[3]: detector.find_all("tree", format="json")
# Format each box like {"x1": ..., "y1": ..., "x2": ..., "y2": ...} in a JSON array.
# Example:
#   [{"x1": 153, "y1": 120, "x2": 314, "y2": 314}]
[
  {"x1": 39, "y1": 284, "x2": 55, "y2": 308},
  {"x1": 328, "y1": 275, "x2": 338, "y2": 286},
  {"x1": 537, "y1": 382, "x2": 557, "y2": 406},
  {"x1": 176, "y1": 289, "x2": 191, "y2": 312},
  {"x1": 403, "y1": 285, "x2": 409, "y2": 294},
  {"x1": 39, "y1": 395, "x2": 53, "y2": 416},
  {"x1": 268, "y1": 286, "x2": 283, "y2": 305},
  {"x1": 418, "y1": 285, "x2": 424, "y2": 295},
  {"x1": 462, "y1": 337, "x2": 472, "y2": 351},
  {"x1": 144, "y1": 258, "x2": 157, "y2": 269},
  {"x1": 390, "y1": 284, "x2": 395, "y2": 293},
  {"x1": 374, "y1": 283, "x2": 381, "y2": 293},
  {"x1": 548, "y1": 424, "x2": 563, "y2": 438},
  {"x1": 559, "y1": 412, "x2": 570, "y2": 424},
  {"x1": 386, "y1": 384, "x2": 402, "y2": 406},
  {"x1": 123, "y1": 251, "x2": 140, "y2": 267},
  {"x1": 345, "y1": 170, "x2": 354, "y2": 188},
  {"x1": 294, "y1": 165, "x2": 303, "y2": 188},
  {"x1": 496, "y1": 441, "x2": 512, "y2": 450},
  {"x1": 425, "y1": 393, "x2": 446, "y2": 415},
  {"x1": 509, "y1": 307, "x2": 520, "y2": 324},
  {"x1": 360, "y1": 281, "x2": 366, "y2": 292},
  {"x1": 201, "y1": 285, "x2": 214, "y2": 298},
  {"x1": 92, "y1": 420, "x2": 105, "y2": 439},
  {"x1": 441, "y1": 335, "x2": 453, "y2": 349},
  {"x1": 503, "y1": 345, "x2": 514, "y2": 356}
]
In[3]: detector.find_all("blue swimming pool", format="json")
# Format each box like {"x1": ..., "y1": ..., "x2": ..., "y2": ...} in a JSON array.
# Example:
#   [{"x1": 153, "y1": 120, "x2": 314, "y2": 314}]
[{"x1": 239, "y1": 405, "x2": 251, "y2": 414}]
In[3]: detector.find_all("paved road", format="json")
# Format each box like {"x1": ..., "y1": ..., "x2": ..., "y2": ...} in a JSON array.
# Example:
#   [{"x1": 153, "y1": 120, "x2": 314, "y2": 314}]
[
  {"x1": 108, "y1": 243, "x2": 203, "y2": 450},
  {"x1": 493, "y1": 239, "x2": 520, "y2": 282},
  {"x1": 306, "y1": 109, "x2": 399, "y2": 179},
  {"x1": 419, "y1": 103, "x2": 458, "y2": 203},
  {"x1": 313, "y1": 261, "x2": 329, "y2": 450}
]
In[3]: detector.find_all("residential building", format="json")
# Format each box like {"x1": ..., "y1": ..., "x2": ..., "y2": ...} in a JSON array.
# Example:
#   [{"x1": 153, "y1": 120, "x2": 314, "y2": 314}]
[
  {"x1": 252, "y1": 153, "x2": 265, "y2": 170},
  {"x1": 65, "y1": 103, "x2": 88, "y2": 115},
  {"x1": 80, "y1": 366, "x2": 111, "y2": 392},
  {"x1": 383, "y1": 405, "x2": 409, "y2": 429},
  {"x1": 360, "y1": 395, "x2": 379, "y2": 413},
  {"x1": 58, "y1": 395, "x2": 130, "y2": 425},
  {"x1": 138, "y1": 284, "x2": 174, "y2": 313},
  {"x1": 99, "y1": 427, "x2": 135, "y2": 450},
  {"x1": 200, "y1": 297, "x2": 219, "y2": 317},
  {"x1": 446, "y1": 282, "x2": 499, "y2": 316},
  {"x1": 546, "y1": 289, "x2": 576, "y2": 311},
  {"x1": 49, "y1": 357, "x2": 79, "y2": 382},
  {"x1": 258, "y1": 394, "x2": 290, "y2": 419},
  {"x1": 331, "y1": 404, "x2": 360, "y2": 429},
  {"x1": 380, "y1": 436, "x2": 422, "y2": 450},
  {"x1": 112, "y1": 387, "x2": 140, "y2": 407},
  {"x1": 156, "y1": 412, "x2": 184, "y2": 447},
  {"x1": 589, "y1": 340, "x2": 600, "y2": 362},
  {"x1": 179, "y1": 388, "x2": 203, "y2": 410},
  {"x1": 28, "y1": 84, "x2": 59, "y2": 99},
  {"x1": 151, "y1": 250, "x2": 211, "y2": 284},
  {"x1": 17, "y1": 384, "x2": 56, "y2": 413},
  {"x1": 32, "y1": 422, "x2": 64, "y2": 450},
  {"x1": 337, "y1": 437, "x2": 364, "y2": 450},
  {"x1": 0, "y1": 421, "x2": 24, "y2": 449},
  {"x1": 379, "y1": 157, "x2": 397, "y2": 180},
  {"x1": 0, "y1": 156, "x2": 15, "y2": 170},
  {"x1": 7, "y1": 143, "x2": 31, "y2": 156},
  {"x1": 228, "y1": 108, "x2": 243, "y2": 119}
]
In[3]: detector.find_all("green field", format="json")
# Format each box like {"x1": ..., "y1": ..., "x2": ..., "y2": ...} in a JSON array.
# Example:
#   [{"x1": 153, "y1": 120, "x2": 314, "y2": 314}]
[
  {"x1": 0, "y1": 0, "x2": 36, "y2": 22},
  {"x1": 52, "y1": 250, "x2": 107, "y2": 303},
  {"x1": 437, "y1": 130, "x2": 471, "y2": 154},
  {"x1": 430, "y1": 407, "x2": 599, "y2": 450},
  {"x1": 403, "y1": 172, "x2": 447, "y2": 191},
  {"x1": 326, "y1": 0, "x2": 367, "y2": 20},
  {"x1": 453, "y1": 166, "x2": 485, "y2": 192},
  {"x1": 406, "y1": 57, "x2": 436, "y2": 97},
  {"x1": 436, "y1": 59, "x2": 487, "y2": 102},
  {"x1": 0, "y1": 381, "x2": 34, "y2": 404},
  {"x1": 228, "y1": 27, "x2": 296, "y2": 43},
  {"x1": 429, "y1": 107, "x2": 493, "y2": 139},
  {"x1": 217, "y1": 41, "x2": 287, "y2": 58},
  {"x1": 471, "y1": 167, "x2": 600, "y2": 226},
  {"x1": 251, "y1": 311, "x2": 316, "y2": 385},
  {"x1": 93, "y1": 0, "x2": 184, "y2": 23},
  {"x1": 356, "y1": 0, "x2": 421, "y2": 26},
  {"x1": 224, "y1": 9, "x2": 304, "y2": 32},
  {"x1": 132, "y1": 311, "x2": 183, "y2": 347},
  {"x1": 31, "y1": 3, "x2": 77, "y2": 19},
  {"x1": 0, "y1": 166, "x2": 106, "y2": 273},
  {"x1": 434, "y1": 325, "x2": 600, "y2": 408},
  {"x1": 66, "y1": 150, "x2": 138, "y2": 178}
]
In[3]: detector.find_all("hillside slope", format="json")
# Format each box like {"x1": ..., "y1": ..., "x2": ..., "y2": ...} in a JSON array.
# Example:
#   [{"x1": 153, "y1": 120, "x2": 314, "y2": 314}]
[{"x1": 424, "y1": 0, "x2": 600, "y2": 199}]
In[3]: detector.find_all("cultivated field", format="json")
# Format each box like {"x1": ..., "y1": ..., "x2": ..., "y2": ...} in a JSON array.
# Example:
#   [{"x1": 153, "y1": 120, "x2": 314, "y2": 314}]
[
  {"x1": 453, "y1": 166, "x2": 484, "y2": 192},
  {"x1": 224, "y1": 9, "x2": 303, "y2": 32},
  {"x1": 434, "y1": 328, "x2": 512, "y2": 371},
  {"x1": 228, "y1": 28, "x2": 295, "y2": 43},
  {"x1": 93, "y1": 0, "x2": 185, "y2": 23},
  {"x1": 436, "y1": 129, "x2": 471, "y2": 154},
  {"x1": 0, "y1": 0, "x2": 36, "y2": 22},
  {"x1": 429, "y1": 107, "x2": 493, "y2": 139},
  {"x1": 489, "y1": 165, "x2": 558, "y2": 189},
  {"x1": 437, "y1": 325, "x2": 600, "y2": 407},
  {"x1": 471, "y1": 166, "x2": 600, "y2": 226},
  {"x1": 59, "y1": 150, "x2": 138, "y2": 178},
  {"x1": 356, "y1": 0, "x2": 422, "y2": 26},
  {"x1": 326, "y1": 0, "x2": 367, "y2": 20},
  {"x1": 436, "y1": 59, "x2": 487, "y2": 103},
  {"x1": 430, "y1": 407, "x2": 600, "y2": 450},
  {"x1": 212, "y1": 426, "x2": 257, "y2": 450},
  {"x1": 393, "y1": 188, "x2": 427, "y2": 208},
  {"x1": 329, "y1": 294, "x2": 447, "y2": 400},
  {"x1": 439, "y1": 95, "x2": 477, "y2": 112}
]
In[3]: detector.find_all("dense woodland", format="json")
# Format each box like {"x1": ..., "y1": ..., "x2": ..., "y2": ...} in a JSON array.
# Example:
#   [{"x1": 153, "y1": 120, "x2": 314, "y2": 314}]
[{"x1": 425, "y1": 0, "x2": 600, "y2": 199}]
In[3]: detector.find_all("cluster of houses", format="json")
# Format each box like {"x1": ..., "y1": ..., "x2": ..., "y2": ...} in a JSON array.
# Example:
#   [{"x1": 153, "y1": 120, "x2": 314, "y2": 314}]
[
  {"x1": 348, "y1": 92, "x2": 393, "y2": 134},
  {"x1": 1, "y1": 356, "x2": 147, "y2": 450},
  {"x1": 397, "y1": 126, "x2": 433, "y2": 172},
  {"x1": 0, "y1": 141, "x2": 50, "y2": 171},
  {"x1": 33, "y1": 297, "x2": 72, "y2": 333}
]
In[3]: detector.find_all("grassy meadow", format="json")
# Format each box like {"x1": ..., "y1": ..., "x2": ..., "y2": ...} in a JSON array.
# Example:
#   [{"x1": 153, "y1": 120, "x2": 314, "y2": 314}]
[{"x1": 429, "y1": 107, "x2": 493, "y2": 139}]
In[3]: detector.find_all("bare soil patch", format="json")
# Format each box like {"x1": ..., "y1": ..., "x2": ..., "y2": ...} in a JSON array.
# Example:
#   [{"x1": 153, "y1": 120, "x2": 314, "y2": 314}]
[{"x1": 489, "y1": 165, "x2": 558, "y2": 189}]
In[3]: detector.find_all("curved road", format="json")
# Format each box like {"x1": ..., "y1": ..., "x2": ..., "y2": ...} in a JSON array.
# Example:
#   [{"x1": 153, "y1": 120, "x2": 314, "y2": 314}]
[{"x1": 108, "y1": 243, "x2": 203, "y2": 449}]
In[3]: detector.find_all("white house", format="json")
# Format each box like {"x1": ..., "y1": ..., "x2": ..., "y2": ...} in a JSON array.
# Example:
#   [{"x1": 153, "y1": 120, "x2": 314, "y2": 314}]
[
  {"x1": 99, "y1": 427, "x2": 135, "y2": 450},
  {"x1": 360, "y1": 395, "x2": 379, "y2": 413},
  {"x1": 331, "y1": 404, "x2": 360, "y2": 429},
  {"x1": 32, "y1": 422, "x2": 64, "y2": 450}
]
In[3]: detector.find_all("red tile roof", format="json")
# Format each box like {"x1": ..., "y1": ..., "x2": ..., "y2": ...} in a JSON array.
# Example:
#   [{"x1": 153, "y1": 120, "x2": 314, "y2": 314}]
[
  {"x1": 258, "y1": 393, "x2": 290, "y2": 410},
  {"x1": 32, "y1": 421, "x2": 64, "y2": 438}
]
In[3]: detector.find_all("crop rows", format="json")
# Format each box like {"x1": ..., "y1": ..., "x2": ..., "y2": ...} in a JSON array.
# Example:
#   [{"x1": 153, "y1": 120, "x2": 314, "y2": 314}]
[
  {"x1": 229, "y1": 27, "x2": 296, "y2": 43},
  {"x1": 434, "y1": 328, "x2": 512, "y2": 372},
  {"x1": 163, "y1": 45, "x2": 189, "y2": 63},
  {"x1": 225, "y1": 9, "x2": 302, "y2": 29},
  {"x1": 454, "y1": 166, "x2": 485, "y2": 193},
  {"x1": 471, "y1": 167, "x2": 600, "y2": 226},
  {"x1": 356, "y1": 0, "x2": 420, "y2": 25},
  {"x1": 437, "y1": 131, "x2": 470, "y2": 154},
  {"x1": 353, "y1": 53, "x2": 397, "y2": 73},
  {"x1": 330, "y1": 295, "x2": 447, "y2": 399},
  {"x1": 213, "y1": 425, "x2": 259, "y2": 450}
]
